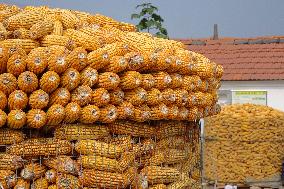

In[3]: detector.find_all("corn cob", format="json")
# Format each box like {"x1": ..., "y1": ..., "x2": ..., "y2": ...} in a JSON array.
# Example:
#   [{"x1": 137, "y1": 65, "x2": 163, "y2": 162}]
[
  {"x1": 141, "y1": 74, "x2": 155, "y2": 90},
  {"x1": 0, "y1": 153, "x2": 23, "y2": 170},
  {"x1": 140, "y1": 166, "x2": 180, "y2": 185},
  {"x1": 80, "y1": 67, "x2": 98, "y2": 87},
  {"x1": 98, "y1": 104, "x2": 117, "y2": 123},
  {"x1": 55, "y1": 123, "x2": 109, "y2": 141},
  {"x1": 52, "y1": 20, "x2": 63, "y2": 35},
  {"x1": 91, "y1": 13, "x2": 120, "y2": 27},
  {"x1": 91, "y1": 88, "x2": 110, "y2": 107},
  {"x1": 66, "y1": 47, "x2": 88, "y2": 72},
  {"x1": 156, "y1": 121, "x2": 187, "y2": 139},
  {"x1": 13, "y1": 28, "x2": 30, "y2": 39},
  {"x1": 4, "y1": 10, "x2": 46, "y2": 30},
  {"x1": 102, "y1": 56, "x2": 128, "y2": 73},
  {"x1": 56, "y1": 174, "x2": 80, "y2": 189},
  {"x1": 109, "y1": 88, "x2": 124, "y2": 105},
  {"x1": 119, "y1": 71, "x2": 142, "y2": 90},
  {"x1": 79, "y1": 105, "x2": 100, "y2": 124},
  {"x1": 116, "y1": 101, "x2": 134, "y2": 120},
  {"x1": 59, "y1": 9, "x2": 80, "y2": 29},
  {"x1": 78, "y1": 155, "x2": 119, "y2": 172},
  {"x1": 43, "y1": 156, "x2": 79, "y2": 175},
  {"x1": 47, "y1": 50, "x2": 69, "y2": 74},
  {"x1": 148, "y1": 51, "x2": 171, "y2": 71},
  {"x1": 26, "y1": 48, "x2": 48, "y2": 75},
  {"x1": 87, "y1": 47, "x2": 109, "y2": 70},
  {"x1": 14, "y1": 178, "x2": 30, "y2": 189},
  {"x1": 29, "y1": 89, "x2": 49, "y2": 109},
  {"x1": 7, "y1": 109, "x2": 26, "y2": 129},
  {"x1": 0, "y1": 91, "x2": 6, "y2": 110},
  {"x1": 146, "y1": 88, "x2": 162, "y2": 106},
  {"x1": 119, "y1": 22, "x2": 136, "y2": 32},
  {"x1": 29, "y1": 19, "x2": 54, "y2": 39},
  {"x1": 41, "y1": 35, "x2": 76, "y2": 50},
  {"x1": 150, "y1": 103, "x2": 169, "y2": 120},
  {"x1": 64, "y1": 29, "x2": 101, "y2": 51},
  {"x1": 0, "y1": 128, "x2": 24, "y2": 145},
  {"x1": 156, "y1": 136, "x2": 187, "y2": 150},
  {"x1": 0, "y1": 73, "x2": 17, "y2": 95},
  {"x1": 161, "y1": 89, "x2": 176, "y2": 105},
  {"x1": 174, "y1": 89, "x2": 189, "y2": 107},
  {"x1": 40, "y1": 71, "x2": 60, "y2": 93},
  {"x1": 168, "y1": 73, "x2": 183, "y2": 89},
  {"x1": 149, "y1": 149, "x2": 188, "y2": 165},
  {"x1": 45, "y1": 169, "x2": 57, "y2": 184},
  {"x1": 79, "y1": 167, "x2": 136, "y2": 188},
  {"x1": 8, "y1": 90, "x2": 28, "y2": 110},
  {"x1": 0, "y1": 45, "x2": 9, "y2": 73},
  {"x1": 124, "y1": 52, "x2": 145, "y2": 71},
  {"x1": 107, "y1": 135, "x2": 133, "y2": 151},
  {"x1": 0, "y1": 110, "x2": 7, "y2": 126},
  {"x1": 46, "y1": 104, "x2": 65, "y2": 125},
  {"x1": 32, "y1": 178, "x2": 48, "y2": 189},
  {"x1": 21, "y1": 162, "x2": 46, "y2": 180},
  {"x1": 152, "y1": 72, "x2": 172, "y2": 90},
  {"x1": 71, "y1": 85, "x2": 92, "y2": 106},
  {"x1": 177, "y1": 107, "x2": 189, "y2": 121},
  {"x1": 47, "y1": 185, "x2": 57, "y2": 189},
  {"x1": 75, "y1": 140, "x2": 123, "y2": 158},
  {"x1": 132, "y1": 139, "x2": 155, "y2": 158},
  {"x1": 0, "y1": 39, "x2": 39, "y2": 53},
  {"x1": 7, "y1": 46, "x2": 27, "y2": 58},
  {"x1": 0, "y1": 170, "x2": 16, "y2": 188},
  {"x1": 7, "y1": 138, "x2": 72, "y2": 156},
  {"x1": 0, "y1": 5, "x2": 21, "y2": 22},
  {"x1": 61, "y1": 68, "x2": 80, "y2": 91},
  {"x1": 149, "y1": 184, "x2": 167, "y2": 189},
  {"x1": 97, "y1": 72, "x2": 120, "y2": 90},
  {"x1": 185, "y1": 93, "x2": 197, "y2": 108},
  {"x1": 7, "y1": 53, "x2": 26, "y2": 77},
  {"x1": 124, "y1": 87, "x2": 147, "y2": 106},
  {"x1": 26, "y1": 109, "x2": 47, "y2": 129},
  {"x1": 17, "y1": 71, "x2": 38, "y2": 93},
  {"x1": 167, "y1": 105, "x2": 179, "y2": 120},
  {"x1": 132, "y1": 105, "x2": 151, "y2": 122},
  {"x1": 62, "y1": 102, "x2": 81, "y2": 123}
]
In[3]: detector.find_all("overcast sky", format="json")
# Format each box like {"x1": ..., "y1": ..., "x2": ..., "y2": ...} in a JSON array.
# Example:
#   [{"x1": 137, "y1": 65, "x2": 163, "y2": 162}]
[{"x1": 2, "y1": 0, "x2": 284, "y2": 38}]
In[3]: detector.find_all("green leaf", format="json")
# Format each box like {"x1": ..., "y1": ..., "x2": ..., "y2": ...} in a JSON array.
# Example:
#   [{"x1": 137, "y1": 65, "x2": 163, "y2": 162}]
[
  {"x1": 146, "y1": 19, "x2": 157, "y2": 28},
  {"x1": 136, "y1": 3, "x2": 151, "y2": 9},
  {"x1": 138, "y1": 18, "x2": 148, "y2": 30},
  {"x1": 160, "y1": 27, "x2": 168, "y2": 36},
  {"x1": 151, "y1": 13, "x2": 164, "y2": 22},
  {"x1": 141, "y1": 7, "x2": 157, "y2": 15},
  {"x1": 131, "y1": 13, "x2": 141, "y2": 19}
]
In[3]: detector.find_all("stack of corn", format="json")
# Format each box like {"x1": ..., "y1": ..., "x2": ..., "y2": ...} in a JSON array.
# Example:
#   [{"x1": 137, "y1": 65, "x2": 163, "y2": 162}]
[
  {"x1": 204, "y1": 104, "x2": 284, "y2": 183},
  {"x1": 0, "y1": 3, "x2": 222, "y2": 189}
]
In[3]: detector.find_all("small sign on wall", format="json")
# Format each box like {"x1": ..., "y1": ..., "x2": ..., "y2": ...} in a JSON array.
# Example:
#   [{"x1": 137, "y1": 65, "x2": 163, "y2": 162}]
[{"x1": 232, "y1": 90, "x2": 267, "y2": 105}]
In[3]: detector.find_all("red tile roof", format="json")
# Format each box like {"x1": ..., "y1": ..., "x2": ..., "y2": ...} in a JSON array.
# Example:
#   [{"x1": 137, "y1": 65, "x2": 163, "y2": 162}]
[{"x1": 177, "y1": 36, "x2": 284, "y2": 81}]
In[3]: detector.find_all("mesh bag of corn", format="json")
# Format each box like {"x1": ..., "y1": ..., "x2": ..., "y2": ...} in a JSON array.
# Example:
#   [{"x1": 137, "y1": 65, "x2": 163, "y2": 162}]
[
  {"x1": 0, "y1": 3, "x2": 223, "y2": 188},
  {"x1": 204, "y1": 104, "x2": 284, "y2": 184}
]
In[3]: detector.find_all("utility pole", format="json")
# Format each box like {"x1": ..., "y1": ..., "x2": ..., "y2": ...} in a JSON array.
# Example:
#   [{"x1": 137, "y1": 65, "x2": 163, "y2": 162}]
[{"x1": 213, "y1": 24, "x2": 218, "y2": 40}]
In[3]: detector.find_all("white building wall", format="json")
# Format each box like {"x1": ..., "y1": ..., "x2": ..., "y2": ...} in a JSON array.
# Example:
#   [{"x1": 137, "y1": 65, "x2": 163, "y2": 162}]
[{"x1": 220, "y1": 80, "x2": 284, "y2": 111}]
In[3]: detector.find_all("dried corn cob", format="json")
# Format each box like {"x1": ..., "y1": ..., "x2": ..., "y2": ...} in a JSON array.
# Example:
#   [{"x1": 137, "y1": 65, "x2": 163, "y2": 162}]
[
  {"x1": 54, "y1": 123, "x2": 109, "y2": 141},
  {"x1": 149, "y1": 149, "x2": 188, "y2": 165},
  {"x1": 0, "y1": 110, "x2": 6, "y2": 127},
  {"x1": 79, "y1": 105, "x2": 100, "y2": 124},
  {"x1": 41, "y1": 35, "x2": 76, "y2": 50},
  {"x1": 60, "y1": 9, "x2": 80, "y2": 29},
  {"x1": 146, "y1": 88, "x2": 162, "y2": 106},
  {"x1": 177, "y1": 107, "x2": 189, "y2": 121},
  {"x1": 21, "y1": 162, "x2": 46, "y2": 180},
  {"x1": 152, "y1": 72, "x2": 172, "y2": 90},
  {"x1": 56, "y1": 174, "x2": 80, "y2": 189},
  {"x1": 46, "y1": 104, "x2": 65, "y2": 125},
  {"x1": 7, "y1": 46, "x2": 27, "y2": 57},
  {"x1": 47, "y1": 185, "x2": 57, "y2": 189},
  {"x1": 124, "y1": 87, "x2": 147, "y2": 106},
  {"x1": 49, "y1": 88, "x2": 70, "y2": 107},
  {"x1": 47, "y1": 50, "x2": 69, "y2": 74},
  {"x1": 0, "y1": 5, "x2": 21, "y2": 22},
  {"x1": 79, "y1": 167, "x2": 136, "y2": 188},
  {"x1": 25, "y1": 47, "x2": 48, "y2": 75},
  {"x1": 124, "y1": 52, "x2": 145, "y2": 71},
  {"x1": 166, "y1": 105, "x2": 179, "y2": 120},
  {"x1": 0, "y1": 170, "x2": 16, "y2": 188},
  {"x1": 7, "y1": 138, "x2": 72, "y2": 156},
  {"x1": 71, "y1": 85, "x2": 92, "y2": 106},
  {"x1": 80, "y1": 67, "x2": 98, "y2": 87},
  {"x1": 187, "y1": 106, "x2": 199, "y2": 121},
  {"x1": 26, "y1": 109, "x2": 47, "y2": 129},
  {"x1": 156, "y1": 121, "x2": 187, "y2": 139},
  {"x1": 109, "y1": 88, "x2": 124, "y2": 105},
  {"x1": 165, "y1": 55, "x2": 182, "y2": 73},
  {"x1": 17, "y1": 71, "x2": 38, "y2": 93},
  {"x1": 0, "y1": 153, "x2": 23, "y2": 170},
  {"x1": 140, "y1": 166, "x2": 180, "y2": 185},
  {"x1": 40, "y1": 71, "x2": 60, "y2": 93},
  {"x1": 66, "y1": 47, "x2": 88, "y2": 72},
  {"x1": 0, "y1": 91, "x2": 6, "y2": 110},
  {"x1": 62, "y1": 102, "x2": 81, "y2": 123},
  {"x1": 156, "y1": 136, "x2": 187, "y2": 150},
  {"x1": 109, "y1": 120, "x2": 156, "y2": 137},
  {"x1": 61, "y1": 68, "x2": 80, "y2": 91},
  {"x1": 98, "y1": 104, "x2": 117, "y2": 123},
  {"x1": 78, "y1": 155, "x2": 119, "y2": 172},
  {"x1": 7, "y1": 109, "x2": 26, "y2": 129},
  {"x1": 186, "y1": 93, "x2": 197, "y2": 108},
  {"x1": 14, "y1": 178, "x2": 30, "y2": 189},
  {"x1": 91, "y1": 88, "x2": 110, "y2": 107},
  {"x1": 174, "y1": 89, "x2": 189, "y2": 107},
  {"x1": 161, "y1": 89, "x2": 176, "y2": 105},
  {"x1": 119, "y1": 71, "x2": 142, "y2": 90},
  {"x1": 169, "y1": 73, "x2": 183, "y2": 89},
  {"x1": 150, "y1": 103, "x2": 169, "y2": 120},
  {"x1": 0, "y1": 128, "x2": 23, "y2": 145},
  {"x1": 64, "y1": 29, "x2": 101, "y2": 51},
  {"x1": 75, "y1": 140, "x2": 123, "y2": 158},
  {"x1": 116, "y1": 101, "x2": 134, "y2": 120},
  {"x1": 29, "y1": 19, "x2": 54, "y2": 39},
  {"x1": 97, "y1": 72, "x2": 120, "y2": 90},
  {"x1": 29, "y1": 89, "x2": 49, "y2": 109},
  {"x1": 44, "y1": 156, "x2": 79, "y2": 175},
  {"x1": 103, "y1": 56, "x2": 128, "y2": 73},
  {"x1": 32, "y1": 178, "x2": 48, "y2": 189},
  {"x1": 0, "y1": 73, "x2": 17, "y2": 95},
  {"x1": 132, "y1": 105, "x2": 151, "y2": 122},
  {"x1": 0, "y1": 45, "x2": 9, "y2": 73},
  {"x1": 0, "y1": 39, "x2": 39, "y2": 53},
  {"x1": 87, "y1": 47, "x2": 109, "y2": 70},
  {"x1": 45, "y1": 169, "x2": 57, "y2": 183},
  {"x1": 13, "y1": 28, "x2": 30, "y2": 39},
  {"x1": 7, "y1": 53, "x2": 26, "y2": 77},
  {"x1": 5, "y1": 10, "x2": 46, "y2": 30},
  {"x1": 148, "y1": 51, "x2": 171, "y2": 71},
  {"x1": 8, "y1": 90, "x2": 28, "y2": 110},
  {"x1": 141, "y1": 74, "x2": 155, "y2": 90},
  {"x1": 52, "y1": 20, "x2": 63, "y2": 35}
]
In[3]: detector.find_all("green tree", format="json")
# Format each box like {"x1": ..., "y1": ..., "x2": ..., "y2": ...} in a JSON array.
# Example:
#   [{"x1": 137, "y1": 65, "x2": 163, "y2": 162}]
[{"x1": 131, "y1": 3, "x2": 168, "y2": 38}]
